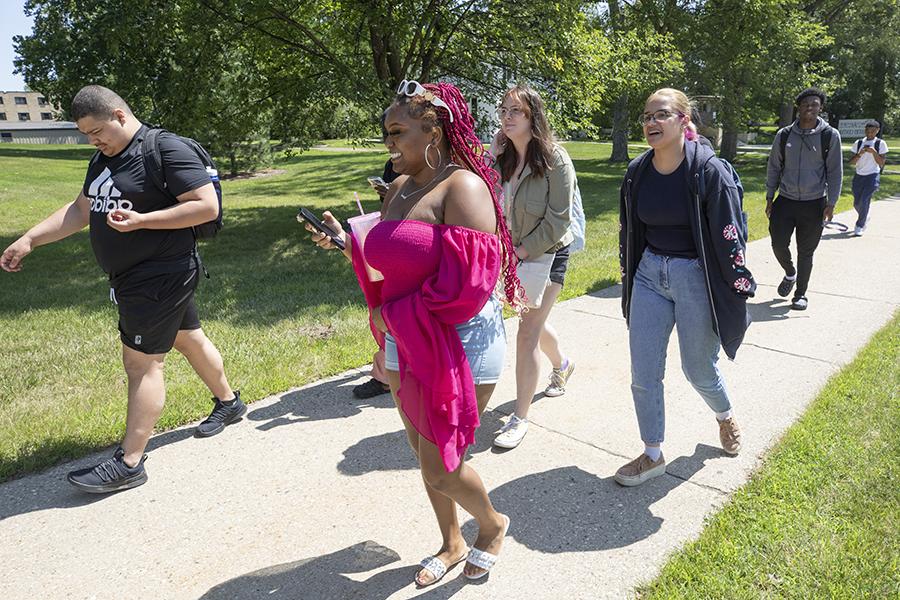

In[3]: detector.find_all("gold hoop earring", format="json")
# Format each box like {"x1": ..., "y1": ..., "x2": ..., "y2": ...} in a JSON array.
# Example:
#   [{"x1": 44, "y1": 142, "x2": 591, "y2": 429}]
[{"x1": 424, "y1": 143, "x2": 442, "y2": 170}]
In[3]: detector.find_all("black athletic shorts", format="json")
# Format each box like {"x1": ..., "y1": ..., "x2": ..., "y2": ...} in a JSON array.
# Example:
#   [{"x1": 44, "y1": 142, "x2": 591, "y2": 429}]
[
  {"x1": 549, "y1": 244, "x2": 571, "y2": 286},
  {"x1": 111, "y1": 268, "x2": 201, "y2": 354}
]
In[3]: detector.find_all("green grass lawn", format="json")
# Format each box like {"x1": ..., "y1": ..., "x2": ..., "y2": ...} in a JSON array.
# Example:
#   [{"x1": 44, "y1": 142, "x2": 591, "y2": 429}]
[
  {"x1": 0, "y1": 141, "x2": 897, "y2": 481},
  {"x1": 639, "y1": 311, "x2": 900, "y2": 599}
]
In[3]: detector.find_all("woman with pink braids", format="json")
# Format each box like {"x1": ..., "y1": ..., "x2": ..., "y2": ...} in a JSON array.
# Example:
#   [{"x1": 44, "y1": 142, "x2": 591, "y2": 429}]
[{"x1": 306, "y1": 81, "x2": 517, "y2": 585}]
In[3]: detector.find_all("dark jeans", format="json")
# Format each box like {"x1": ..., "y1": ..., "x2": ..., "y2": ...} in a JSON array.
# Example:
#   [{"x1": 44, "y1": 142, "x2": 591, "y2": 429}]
[
  {"x1": 852, "y1": 173, "x2": 880, "y2": 228},
  {"x1": 768, "y1": 196, "x2": 825, "y2": 299}
]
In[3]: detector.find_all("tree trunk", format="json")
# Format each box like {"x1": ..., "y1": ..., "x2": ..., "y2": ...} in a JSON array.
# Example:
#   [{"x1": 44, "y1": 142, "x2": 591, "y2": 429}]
[
  {"x1": 610, "y1": 93, "x2": 630, "y2": 163},
  {"x1": 720, "y1": 127, "x2": 738, "y2": 162},
  {"x1": 779, "y1": 102, "x2": 794, "y2": 128},
  {"x1": 864, "y1": 53, "x2": 888, "y2": 127},
  {"x1": 229, "y1": 151, "x2": 237, "y2": 178},
  {"x1": 607, "y1": 1, "x2": 629, "y2": 163}
]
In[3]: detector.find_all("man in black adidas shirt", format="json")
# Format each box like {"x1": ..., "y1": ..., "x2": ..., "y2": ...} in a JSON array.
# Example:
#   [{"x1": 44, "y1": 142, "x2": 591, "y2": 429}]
[{"x1": 1, "y1": 85, "x2": 245, "y2": 493}]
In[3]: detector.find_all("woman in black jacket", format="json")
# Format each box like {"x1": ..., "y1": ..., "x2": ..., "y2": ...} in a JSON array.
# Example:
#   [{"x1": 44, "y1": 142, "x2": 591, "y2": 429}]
[{"x1": 616, "y1": 88, "x2": 755, "y2": 487}]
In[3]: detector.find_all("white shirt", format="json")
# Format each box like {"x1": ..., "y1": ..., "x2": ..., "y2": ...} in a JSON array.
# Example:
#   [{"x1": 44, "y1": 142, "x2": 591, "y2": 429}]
[{"x1": 852, "y1": 137, "x2": 888, "y2": 176}]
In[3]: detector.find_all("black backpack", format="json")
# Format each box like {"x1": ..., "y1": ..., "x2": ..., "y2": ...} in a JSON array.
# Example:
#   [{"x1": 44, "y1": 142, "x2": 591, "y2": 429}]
[
  {"x1": 778, "y1": 125, "x2": 833, "y2": 165},
  {"x1": 141, "y1": 127, "x2": 223, "y2": 239}
]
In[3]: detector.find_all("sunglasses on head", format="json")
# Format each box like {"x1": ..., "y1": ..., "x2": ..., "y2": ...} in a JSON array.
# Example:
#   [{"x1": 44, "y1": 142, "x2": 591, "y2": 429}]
[{"x1": 396, "y1": 79, "x2": 455, "y2": 123}]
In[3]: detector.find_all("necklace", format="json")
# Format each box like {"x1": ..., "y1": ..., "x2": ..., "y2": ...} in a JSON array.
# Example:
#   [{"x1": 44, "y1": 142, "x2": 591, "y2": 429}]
[{"x1": 399, "y1": 163, "x2": 457, "y2": 201}]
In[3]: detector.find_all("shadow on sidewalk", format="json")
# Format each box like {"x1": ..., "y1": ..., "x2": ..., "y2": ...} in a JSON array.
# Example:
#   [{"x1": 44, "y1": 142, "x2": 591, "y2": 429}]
[
  {"x1": 199, "y1": 541, "x2": 413, "y2": 600},
  {"x1": 247, "y1": 372, "x2": 395, "y2": 431},
  {"x1": 459, "y1": 443, "x2": 724, "y2": 552},
  {"x1": 748, "y1": 299, "x2": 793, "y2": 322},
  {"x1": 0, "y1": 427, "x2": 195, "y2": 521},
  {"x1": 337, "y1": 410, "x2": 506, "y2": 476}
]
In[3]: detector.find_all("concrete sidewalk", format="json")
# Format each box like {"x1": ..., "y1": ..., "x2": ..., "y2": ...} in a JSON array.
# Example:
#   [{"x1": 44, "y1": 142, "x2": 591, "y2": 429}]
[{"x1": 3, "y1": 200, "x2": 898, "y2": 600}]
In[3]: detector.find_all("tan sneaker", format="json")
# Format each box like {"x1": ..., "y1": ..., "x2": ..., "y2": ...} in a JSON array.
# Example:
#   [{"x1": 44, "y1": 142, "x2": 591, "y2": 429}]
[
  {"x1": 718, "y1": 417, "x2": 742, "y2": 455},
  {"x1": 544, "y1": 360, "x2": 576, "y2": 397},
  {"x1": 614, "y1": 452, "x2": 666, "y2": 487}
]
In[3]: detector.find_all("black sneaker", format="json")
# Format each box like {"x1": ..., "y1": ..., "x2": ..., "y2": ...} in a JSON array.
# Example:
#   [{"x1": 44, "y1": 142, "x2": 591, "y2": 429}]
[
  {"x1": 195, "y1": 391, "x2": 247, "y2": 438},
  {"x1": 777, "y1": 276, "x2": 796, "y2": 298},
  {"x1": 791, "y1": 296, "x2": 808, "y2": 310},
  {"x1": 352, "y1": 377, "x2": 390, "y2": 399},
  {"x1": 67, "y1": 447, "x2": 148, "y2": 494}
]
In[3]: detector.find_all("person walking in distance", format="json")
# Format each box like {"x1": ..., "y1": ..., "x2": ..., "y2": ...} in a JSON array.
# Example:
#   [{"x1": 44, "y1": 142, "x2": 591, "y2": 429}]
[
  {"x1": 765, "y1": 88, "x2": 843, "y2": 310},
  {"x1": 1, "y1": 85, "x2": 244, "y2": 493},
  {"x1": 848, "y1": 120, "x2": 888, "y2": 236}
]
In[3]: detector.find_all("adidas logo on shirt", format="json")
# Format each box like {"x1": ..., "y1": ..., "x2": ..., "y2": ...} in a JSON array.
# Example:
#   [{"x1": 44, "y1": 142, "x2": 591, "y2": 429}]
[{"x1": 87, "y1": 167, "x2": 133, "y2": 213}]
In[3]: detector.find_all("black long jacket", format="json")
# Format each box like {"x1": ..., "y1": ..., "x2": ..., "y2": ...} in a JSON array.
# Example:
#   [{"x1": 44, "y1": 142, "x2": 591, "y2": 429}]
[{"x1": 619, "y1": 140, "x2": 756, "y2": 360}]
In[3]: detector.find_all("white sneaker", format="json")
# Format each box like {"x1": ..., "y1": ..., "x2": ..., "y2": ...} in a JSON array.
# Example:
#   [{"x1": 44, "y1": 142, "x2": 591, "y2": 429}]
[
  {"x1": 854, "y1": 226, "x2": 865, "y2": 236},
  {"x1": 493, "y1": 415, "x2": 529, "y2": 449}
]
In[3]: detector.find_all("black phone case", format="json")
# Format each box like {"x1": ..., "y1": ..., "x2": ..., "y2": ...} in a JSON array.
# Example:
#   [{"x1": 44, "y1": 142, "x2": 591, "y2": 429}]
[{"x1": 297, "y1": 208, "x2": 345, "y2": 250}]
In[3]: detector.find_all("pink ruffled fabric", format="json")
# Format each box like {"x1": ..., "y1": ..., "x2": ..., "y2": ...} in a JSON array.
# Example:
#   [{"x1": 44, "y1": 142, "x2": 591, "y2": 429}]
[{"x1": 350, "y1": 221, "x2": 501, "y2": 472}]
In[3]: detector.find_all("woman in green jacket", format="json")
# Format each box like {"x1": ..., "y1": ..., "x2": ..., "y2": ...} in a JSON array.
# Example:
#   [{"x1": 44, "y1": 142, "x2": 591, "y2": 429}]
[{"x1": 492, "y1": 85, "x2": 577, "y2": 450}]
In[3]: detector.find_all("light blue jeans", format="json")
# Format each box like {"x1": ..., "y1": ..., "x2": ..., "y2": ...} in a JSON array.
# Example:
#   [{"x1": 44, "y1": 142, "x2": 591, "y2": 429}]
[{"x1": 629, "y1": 249, "x2": 732, "y2": 444}]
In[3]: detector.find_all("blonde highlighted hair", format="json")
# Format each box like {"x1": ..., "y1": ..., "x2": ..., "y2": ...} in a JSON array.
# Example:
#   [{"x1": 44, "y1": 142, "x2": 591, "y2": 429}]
[{"x1": 646, "y1": 88, "x2": 698, "y2": 141}]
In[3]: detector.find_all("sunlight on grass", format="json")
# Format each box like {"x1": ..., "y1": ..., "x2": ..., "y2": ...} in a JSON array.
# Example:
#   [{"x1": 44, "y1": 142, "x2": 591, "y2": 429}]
[{"x1": 0, "y1": 142, "x2": 897, "y2": 480}]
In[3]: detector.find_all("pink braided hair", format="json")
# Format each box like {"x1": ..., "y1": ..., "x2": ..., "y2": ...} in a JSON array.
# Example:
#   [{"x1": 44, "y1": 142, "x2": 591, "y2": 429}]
[{"x1": 400, "y1": 82, "x2": 521, "y2": 307}]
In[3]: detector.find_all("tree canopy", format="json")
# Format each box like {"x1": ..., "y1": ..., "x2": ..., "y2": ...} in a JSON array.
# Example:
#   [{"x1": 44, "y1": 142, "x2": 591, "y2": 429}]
[{"x1": 14, "y1": 0, "x2": 900, "y2": 166}]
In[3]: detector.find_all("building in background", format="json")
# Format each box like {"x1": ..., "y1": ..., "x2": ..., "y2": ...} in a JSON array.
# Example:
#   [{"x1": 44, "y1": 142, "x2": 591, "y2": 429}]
[
  {"x1": 0, "y1": 121, "x2": 87, "y2": 144},
  {"x1": 0, "y1": 90, "x2": 87, "y2": 144},
  {"x1": 0, "y1": 90, "x2": 60, "y2": 123}
]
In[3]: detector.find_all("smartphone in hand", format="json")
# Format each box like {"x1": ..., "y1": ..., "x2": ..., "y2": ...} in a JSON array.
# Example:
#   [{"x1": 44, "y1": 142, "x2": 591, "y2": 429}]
[
  {"x1": 367, "y1": 176, "x2": 390, "y2": 194},
  {"x1": 297, "y1": 207, "x2": 346, "y2": 250}
]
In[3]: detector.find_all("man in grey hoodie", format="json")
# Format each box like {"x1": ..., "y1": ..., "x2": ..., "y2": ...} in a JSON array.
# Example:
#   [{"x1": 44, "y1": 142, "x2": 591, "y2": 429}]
[{"x1": 765, "y1": 88, "x2": 843, "y2": 311}]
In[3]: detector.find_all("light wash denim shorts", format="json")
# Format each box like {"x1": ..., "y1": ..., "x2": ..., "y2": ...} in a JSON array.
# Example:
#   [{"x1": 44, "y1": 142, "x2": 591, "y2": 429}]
[{"x1": 384, "y1": 296, "x2": 507, "y2": 384}]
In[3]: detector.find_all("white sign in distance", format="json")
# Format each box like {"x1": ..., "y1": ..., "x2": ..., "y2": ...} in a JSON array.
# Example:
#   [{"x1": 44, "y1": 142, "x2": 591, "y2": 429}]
[{"x1": 839, "y1": 118, "x2": 874, "y2": 139}]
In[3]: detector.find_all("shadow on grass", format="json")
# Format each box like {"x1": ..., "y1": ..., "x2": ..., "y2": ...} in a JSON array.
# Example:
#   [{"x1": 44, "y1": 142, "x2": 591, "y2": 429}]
[
  {"x1": 0, "y1": 203, "x2": 366, "y2": 326},
  {"x1": 0, "y1": 145, "x2": 95, "y2": 161}
]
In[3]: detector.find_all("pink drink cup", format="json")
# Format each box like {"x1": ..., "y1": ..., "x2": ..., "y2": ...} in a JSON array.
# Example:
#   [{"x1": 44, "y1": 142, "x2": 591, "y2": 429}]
[{"x1": 347, "y1": 212, "x2": 384, "y2": 282}]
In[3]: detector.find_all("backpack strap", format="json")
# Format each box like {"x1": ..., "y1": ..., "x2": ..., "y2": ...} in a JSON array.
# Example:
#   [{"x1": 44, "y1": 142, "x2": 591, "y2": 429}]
[
  {"x1": 778, "y1": 127, "x2": 791, "y2": 164},
  {"x1": 821, "y1": 126, "x2": 832, "y2": 163},
  {"x1": 140, "y1": 127, "x2": 175, "y2": 201}
]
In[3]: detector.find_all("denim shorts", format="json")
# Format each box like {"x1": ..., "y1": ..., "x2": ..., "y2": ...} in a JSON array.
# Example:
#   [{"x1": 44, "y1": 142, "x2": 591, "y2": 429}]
[
  {"x1": 549, "y1": 244, "x2": 570, "y2": 286},
  {"x1": 385, "y1": 296, "x2": 507, "y2": 384}
]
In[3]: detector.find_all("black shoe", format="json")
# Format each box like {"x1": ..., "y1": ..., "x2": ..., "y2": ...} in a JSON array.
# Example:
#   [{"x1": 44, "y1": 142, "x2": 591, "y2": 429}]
[
  {"x1": 777, "y1": 276, "x2": 796, "y2": 298},
  {"x1": 791, "y1": 296, "x2": 808, "y2": 310},
  {"x1": 352, "y1": 377, "x2": 390, "y2": 399},
  {"x1": 195, "y1": 391, "x2": 247, "y2": 438},
  {"x1": 67, "y1": 447, "x2": 148, "y2": 494}
]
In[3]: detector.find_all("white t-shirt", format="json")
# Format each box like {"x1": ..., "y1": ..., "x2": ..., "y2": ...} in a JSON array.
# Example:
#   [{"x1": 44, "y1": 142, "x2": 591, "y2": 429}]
[{"x1": 852, "y1": 137, "x2": 888, "y2": 176}]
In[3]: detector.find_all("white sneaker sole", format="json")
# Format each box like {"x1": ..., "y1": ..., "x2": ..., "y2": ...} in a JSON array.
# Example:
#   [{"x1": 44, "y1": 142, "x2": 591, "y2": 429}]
[
  {"x1": 614, "y1": 462, "x2": 666, "y2": 487},
  {"x1": 493, "y1": 430, "x2": 527, "y2": 449}
]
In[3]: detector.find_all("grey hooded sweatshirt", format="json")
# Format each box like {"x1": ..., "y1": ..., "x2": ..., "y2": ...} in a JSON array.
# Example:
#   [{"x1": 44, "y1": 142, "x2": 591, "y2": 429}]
[{"x1": 766, "y1": 117, "x2": 843, "y2": 206}]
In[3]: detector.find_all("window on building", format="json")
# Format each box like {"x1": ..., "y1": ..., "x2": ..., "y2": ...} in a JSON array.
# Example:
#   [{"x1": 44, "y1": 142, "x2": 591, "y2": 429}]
[
  {"x1": 18, "y1": 112, "x2": 30, "y2": 121},
  {"x1": 0, "y1": 97, "x2": 4, "y2": 104},
  {"x1": 0, "y1": 112, "x2": 6, "y2": 121},
  {"x1": 1, "y1": 132, "x2": 12, "y2": 142},
  {"x1": 14, "y1": 96, "x2": 27, "y2": 105},
  {"x1": 41, "y1": 112, "x2": 53, "y2": 120},
  {"x1": 38, "y1": 97, "x2": 48, "y2": 106}
]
